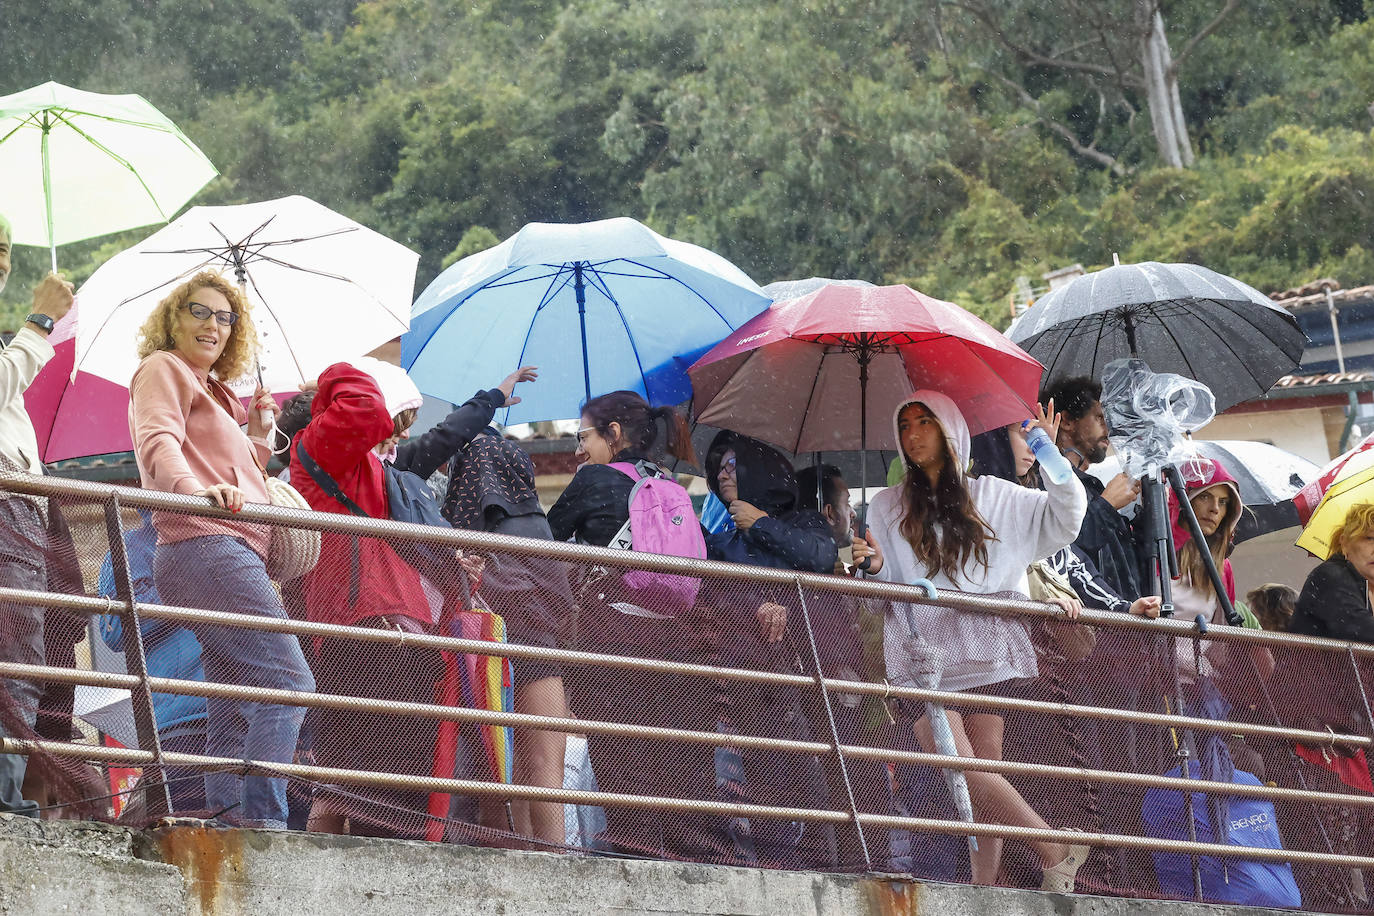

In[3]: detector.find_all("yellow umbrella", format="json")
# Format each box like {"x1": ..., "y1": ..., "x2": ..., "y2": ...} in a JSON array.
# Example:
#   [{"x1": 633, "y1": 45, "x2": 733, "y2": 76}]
[{"x1": 1295, "y1": 464, "x2": 1374, "y2": 559}]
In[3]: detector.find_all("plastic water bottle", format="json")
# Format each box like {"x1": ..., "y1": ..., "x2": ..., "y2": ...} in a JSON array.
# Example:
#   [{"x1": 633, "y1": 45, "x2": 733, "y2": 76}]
[{"x1": 1022, "y1": 420, "x2": 1074, "y2": 485}]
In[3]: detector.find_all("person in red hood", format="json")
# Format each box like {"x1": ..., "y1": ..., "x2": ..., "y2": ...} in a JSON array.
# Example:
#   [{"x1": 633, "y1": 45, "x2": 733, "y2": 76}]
[
  {"x1": 1167, "y1": 458, "x2": 1241, "y2": 619},
  {"x1": 289, "y1": 358, "x2": 528, "y2": 837},
  {"x1": 1166, "y1": 457, "x2": 1274, "y2": 682}
]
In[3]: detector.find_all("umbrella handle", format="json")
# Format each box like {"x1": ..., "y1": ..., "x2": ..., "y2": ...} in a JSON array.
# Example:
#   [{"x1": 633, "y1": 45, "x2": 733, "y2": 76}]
[{"x1": 900, "y1": 578, "x2": 938, "y2": 634}]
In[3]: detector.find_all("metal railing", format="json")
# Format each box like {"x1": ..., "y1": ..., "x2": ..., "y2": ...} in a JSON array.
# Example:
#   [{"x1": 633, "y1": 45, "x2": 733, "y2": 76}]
[{"x1": 2, "y1": 469, "x2": 1373, "y2": 890}]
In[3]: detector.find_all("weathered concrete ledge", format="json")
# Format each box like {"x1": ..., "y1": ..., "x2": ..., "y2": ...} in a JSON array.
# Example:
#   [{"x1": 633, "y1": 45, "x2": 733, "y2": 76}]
[{"x1": 0, "y1": 815, "x2": 1336, "y2": 916}]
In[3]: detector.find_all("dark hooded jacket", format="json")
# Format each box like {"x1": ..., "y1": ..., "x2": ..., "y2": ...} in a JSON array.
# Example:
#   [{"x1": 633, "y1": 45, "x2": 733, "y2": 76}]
[
  {"x1": 1074, "y1": 466, "x2": 1147, "y2": 602},
  {"x1": 702, "y1": 432, "x2": 836, "y2": 671},
  {"x1": 703, "y1": 431, "x2": 837, "y2": 575}
]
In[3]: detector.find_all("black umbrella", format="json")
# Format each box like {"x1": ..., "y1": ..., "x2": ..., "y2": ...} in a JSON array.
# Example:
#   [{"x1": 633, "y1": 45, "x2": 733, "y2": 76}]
[
  {"x1": 1092, "y1": 439, "x2": 1318, "y2": 544},
  {"x1": 1008, "y1": 261, "x2": 1305, "y2": 412}
]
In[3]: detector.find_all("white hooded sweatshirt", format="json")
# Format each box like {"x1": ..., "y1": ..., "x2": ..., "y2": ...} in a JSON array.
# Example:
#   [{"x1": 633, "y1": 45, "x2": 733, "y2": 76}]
[{"x1": 867, "y1": 390, "x2": 1087, "y2": 692}]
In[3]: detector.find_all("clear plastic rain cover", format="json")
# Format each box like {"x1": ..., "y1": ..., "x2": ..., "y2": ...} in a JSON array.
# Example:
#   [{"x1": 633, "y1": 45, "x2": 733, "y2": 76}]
[{"x1": 1101, "y1": 358, "x2": 1216, "y2": 477}]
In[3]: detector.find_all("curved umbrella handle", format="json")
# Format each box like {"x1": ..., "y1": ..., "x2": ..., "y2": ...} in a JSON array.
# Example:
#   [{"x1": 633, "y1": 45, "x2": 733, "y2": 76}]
[
  {"x1": 901, "y1": 578, "x2": 938, "y2": 634},
  {"x1": 897, "y1": 578, "x2": 978, "y2": 853}
]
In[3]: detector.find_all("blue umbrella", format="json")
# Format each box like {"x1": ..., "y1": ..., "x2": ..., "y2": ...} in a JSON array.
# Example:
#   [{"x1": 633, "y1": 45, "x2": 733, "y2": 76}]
[{"x1": 403, "y1": 217, "x2": 770, "y2": 423}]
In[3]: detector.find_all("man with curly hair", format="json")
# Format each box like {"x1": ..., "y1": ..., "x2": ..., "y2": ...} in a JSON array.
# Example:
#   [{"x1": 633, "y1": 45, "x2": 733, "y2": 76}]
[
  {"x1": 0, "y1": 212, "x2": 75, "y2": 816},
  {"x1": 1043, "y1": 375, "x2": 1146, "y2": 603}
]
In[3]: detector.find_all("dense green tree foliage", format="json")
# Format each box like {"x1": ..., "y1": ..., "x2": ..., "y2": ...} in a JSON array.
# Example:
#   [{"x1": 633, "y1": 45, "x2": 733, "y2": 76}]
[{"x1": 3, "y1": 0, "x2": 1372, "y2": 330}]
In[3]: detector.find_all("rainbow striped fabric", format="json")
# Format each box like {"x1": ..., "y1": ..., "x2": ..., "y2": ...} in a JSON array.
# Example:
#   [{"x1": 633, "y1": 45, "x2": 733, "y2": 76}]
[{"x1": 451, "y1": 607, "x2": 516, "y2": 784}]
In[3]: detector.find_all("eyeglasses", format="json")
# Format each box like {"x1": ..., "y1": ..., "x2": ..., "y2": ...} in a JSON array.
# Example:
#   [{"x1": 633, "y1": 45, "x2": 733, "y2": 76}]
[
  {"x1": 718, "y1": 456, "x2": 738, "y2": 474},
  {"x1": 181, "y1": 301, "x2": 239, "y2": 326}
]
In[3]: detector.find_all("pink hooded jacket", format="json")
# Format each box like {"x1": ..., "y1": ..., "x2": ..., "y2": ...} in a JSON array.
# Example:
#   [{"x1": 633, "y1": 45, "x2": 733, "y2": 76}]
[{"x1": 1167, "y1": 457, "x2": 1242, "y2": 602}]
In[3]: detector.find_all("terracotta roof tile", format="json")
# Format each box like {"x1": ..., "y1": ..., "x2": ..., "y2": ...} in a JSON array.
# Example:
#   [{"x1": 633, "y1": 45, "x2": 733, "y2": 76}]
[
  {"x1": 1272, "y1": 283, "x2": 1374, "y2": 310},
  {"x1": 1272, "y1": 371, "x2": 1374, "y2": 388}
]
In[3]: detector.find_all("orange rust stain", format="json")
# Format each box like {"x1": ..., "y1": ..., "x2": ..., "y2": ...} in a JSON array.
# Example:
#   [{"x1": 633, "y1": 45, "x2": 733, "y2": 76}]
[
  {"x1": 156, "y1": 826, "x2": 245, "y2": 915},
  {"x1": 866, "y1": 879, "x2": 918, "y2": 916}
]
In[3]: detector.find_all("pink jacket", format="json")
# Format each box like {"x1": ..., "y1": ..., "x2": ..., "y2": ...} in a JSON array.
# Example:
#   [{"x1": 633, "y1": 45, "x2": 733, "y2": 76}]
[{"x1": 129, "y1": 349, "x2": 270, "y2": 559}]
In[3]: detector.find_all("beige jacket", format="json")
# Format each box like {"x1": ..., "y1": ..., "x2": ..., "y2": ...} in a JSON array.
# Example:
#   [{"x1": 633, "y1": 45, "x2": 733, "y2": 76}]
[{"x1": 0, "y1": 326, "x2": 55, "y2": 475}]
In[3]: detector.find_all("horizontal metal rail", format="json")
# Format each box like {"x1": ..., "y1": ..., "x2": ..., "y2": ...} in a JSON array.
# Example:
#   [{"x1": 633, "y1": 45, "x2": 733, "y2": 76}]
[
  {"x1": 5, "y1": 587, "x2": 1367, "y2": 750},
  {"x1": 6, "y1": 468, "x2": 1373, "y2": 657},
  {"x1": 9, "y1": 735, "x2": 1374, "y2": 871},
  {"x1": 5, "y1": 659, "x2": 1374, "y2": 813}
]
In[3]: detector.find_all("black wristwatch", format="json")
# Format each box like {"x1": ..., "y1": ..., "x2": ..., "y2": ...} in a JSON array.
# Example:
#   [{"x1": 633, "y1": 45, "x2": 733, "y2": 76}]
[{"x1": 25, "y1": 313, "x2": 55, "y2": 334}]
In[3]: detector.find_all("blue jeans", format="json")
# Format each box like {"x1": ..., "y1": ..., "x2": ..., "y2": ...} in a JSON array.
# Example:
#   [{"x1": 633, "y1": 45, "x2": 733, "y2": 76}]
[{"x1": 154, "y1": 535, "x2": 314, "y2": 827}]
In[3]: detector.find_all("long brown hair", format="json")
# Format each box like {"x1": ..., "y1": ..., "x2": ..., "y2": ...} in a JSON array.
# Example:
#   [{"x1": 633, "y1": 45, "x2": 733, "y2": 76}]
[
  {"x1": 1178, "y1": 484, "x2": 1240, "y2": 600},
  {"x1": 580, "y1": 390, "x2": 696, "y2": 464},
  {"x1": 897, "y1": 413, "x2": 992, "y2": 583}
]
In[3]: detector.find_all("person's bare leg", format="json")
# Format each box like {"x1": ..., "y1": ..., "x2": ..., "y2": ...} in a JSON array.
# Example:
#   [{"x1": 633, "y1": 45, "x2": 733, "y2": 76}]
[
  {"x1": 513, "y1": 676, "x2": 570, "y2": 846},
  {"x1": 307, "y1": 798, "x2": 346, "y2": 834},
  {"x1": 913, "y1": 709, "x2": 1069, "y2": 881},
  {"x1": 964, "y1": 713, "x2": 1007, "y2": 883}
]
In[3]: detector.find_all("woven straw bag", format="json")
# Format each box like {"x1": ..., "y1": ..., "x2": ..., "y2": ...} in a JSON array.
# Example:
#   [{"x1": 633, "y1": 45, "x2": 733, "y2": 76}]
[
  {"x1": 1027, "y1": 560, "x2": 1096, "y2": 663},
  {"x1": 264, "y1": 476, "x2": 320, "y2": 581}
]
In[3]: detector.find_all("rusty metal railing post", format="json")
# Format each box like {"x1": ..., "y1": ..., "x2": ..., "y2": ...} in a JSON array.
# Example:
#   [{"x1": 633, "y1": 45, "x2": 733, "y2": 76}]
[{"x1": 103, "y1": 492, "x2": 171, "y2": 817}]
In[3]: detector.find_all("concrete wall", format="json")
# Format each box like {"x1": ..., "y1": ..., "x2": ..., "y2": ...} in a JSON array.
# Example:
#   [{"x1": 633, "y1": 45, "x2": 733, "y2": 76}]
[
  {"x1": 0, "y1": 816, "x2": 1344, "y2": 916},
  {"x1": 1198, "y1": 406, "x2": 1337, "y2": 464}
]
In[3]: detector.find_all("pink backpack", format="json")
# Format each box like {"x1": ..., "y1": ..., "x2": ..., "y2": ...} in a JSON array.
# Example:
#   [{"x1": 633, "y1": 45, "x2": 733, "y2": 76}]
[{"x1": 606, "y1": 461, "x2": 706, "y2": 617}]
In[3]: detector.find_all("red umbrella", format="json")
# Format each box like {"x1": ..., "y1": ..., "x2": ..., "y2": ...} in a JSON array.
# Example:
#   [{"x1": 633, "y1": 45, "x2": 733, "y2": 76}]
[
  {"x1": 689, "y1": 283, "x2": 1045, "y2": 455},
  {"x1": 22, "y1": 305, "x2": 135, "y2": 463},
  {"x1": 1293, "y1": 430, "x2": 1374, "y2": 525}
]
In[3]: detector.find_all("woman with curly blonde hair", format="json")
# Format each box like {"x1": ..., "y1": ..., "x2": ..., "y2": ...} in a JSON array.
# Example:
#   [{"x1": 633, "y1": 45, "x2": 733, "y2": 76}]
[
  {"x1": 1293, "y1": 502, "x2": 1374, "y2": 644},
  {"x1": 129, "y1": 270, "x2": 314, "y2": 827}
]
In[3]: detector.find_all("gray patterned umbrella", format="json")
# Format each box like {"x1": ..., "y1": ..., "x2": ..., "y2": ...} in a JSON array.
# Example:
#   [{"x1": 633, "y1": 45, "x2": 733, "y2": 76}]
[{"x1": 1007, "y1": 262, "x2": 1305, "y2": 412}]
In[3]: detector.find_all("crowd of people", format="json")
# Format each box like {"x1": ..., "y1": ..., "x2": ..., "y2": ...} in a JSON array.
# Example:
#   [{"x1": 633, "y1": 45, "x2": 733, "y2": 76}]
[{"x1": 0, "y1": 215, "x2": 1371, "y2": 902}]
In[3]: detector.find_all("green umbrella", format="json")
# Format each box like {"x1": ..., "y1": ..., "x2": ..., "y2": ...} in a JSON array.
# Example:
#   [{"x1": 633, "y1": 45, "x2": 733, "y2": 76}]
[{"x1": 0, "y1": 81, "x2": 217, "y2": 270}]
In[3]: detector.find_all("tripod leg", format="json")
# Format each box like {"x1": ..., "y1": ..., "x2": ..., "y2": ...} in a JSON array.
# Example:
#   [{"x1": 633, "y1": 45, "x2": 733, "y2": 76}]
[{"x1": 1140, "y1": 473, "x2": 1175, "y2": 616}]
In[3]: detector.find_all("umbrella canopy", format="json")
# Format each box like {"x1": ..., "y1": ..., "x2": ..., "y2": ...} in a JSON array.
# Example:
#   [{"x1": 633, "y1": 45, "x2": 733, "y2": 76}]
[
  {"x1": 1090, "y1": 439, "x2": 1318, "y2": 544},
  {"x1": 1294, "y1": 430, "x2": 1374, "y2": 526},
  {"x1": 0, "y1": 81, "x2": 217, "y2": 269},
  {"x1": 72, "y1": 196, "x2": 418, "y2": 395},
  {"x1": 760, "y1": 276, "x2": 874, "y2": 301},
  {"x1": 690, "y1": 283, "x2": 1045, "y2": 453},
  {"x1": 23, "y1": 301, "x2": 296, "y2": 462},
  {"x1": 1295, "y1": 464, "x2": 1374, "y2": 559},
  {"x1": 22, "y1": 304, "x2": 133, "y2": 461},
  {"x1": 1007, "y1": 262, "x2": 1304, "y2": 413},
  {"x1": 402, "y1": 217, "x2": 770, "y2": 424}
]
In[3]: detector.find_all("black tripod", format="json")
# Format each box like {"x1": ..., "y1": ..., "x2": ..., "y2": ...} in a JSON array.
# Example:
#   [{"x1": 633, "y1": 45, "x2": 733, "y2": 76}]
[
  {"x1": 1137, "y1": 463, "x2": 1244, "y2": 901},
  {"x1": 1140, "y1": 466, "x2": 1243, "y2": 626}
]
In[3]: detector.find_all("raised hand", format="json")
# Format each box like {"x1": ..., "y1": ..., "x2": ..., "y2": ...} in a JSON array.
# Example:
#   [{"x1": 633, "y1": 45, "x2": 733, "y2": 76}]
[
  {"x1": 1027, "y1": 397, "x2": 1062, "y2": 442},
  {"x1": 247, "y1": 387, "x2": 280, "y2": 439},
  {"x1": 728, "y1": 499, "x2": 767, "y2": 531},
  {"x1": 497, "y1": 366, "x2": 538, "y2": 406},
  {"x1": 756, "y1": 601, "x2": 787, "y2": 643},
  {"x1": 31, "y1": 272, "x2": 75, "y2": 325},
  {"x1": 1102, "y1": 472, "x2": 1142, "y2": 510},
  {"x1": 850, "y1": 529, "x2": 884, "y2": 575}
]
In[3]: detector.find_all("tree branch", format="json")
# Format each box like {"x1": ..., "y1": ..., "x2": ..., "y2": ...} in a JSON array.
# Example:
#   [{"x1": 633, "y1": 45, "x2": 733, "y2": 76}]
[
  {"x1": 947, "y1": 0, "x2": 1142, "y2": 86},
  {"x1": 982, "y1": 68, "x2": 1130, "y2": 176},
  {"x1": 1170, "y1": 0, "x2": 1240, "y2": 75}
]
